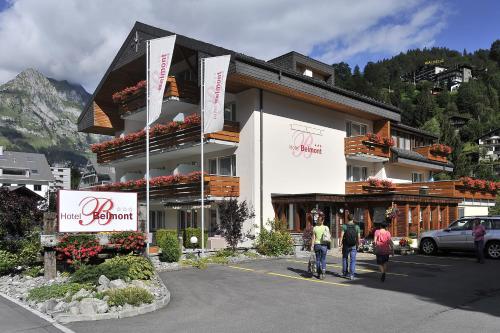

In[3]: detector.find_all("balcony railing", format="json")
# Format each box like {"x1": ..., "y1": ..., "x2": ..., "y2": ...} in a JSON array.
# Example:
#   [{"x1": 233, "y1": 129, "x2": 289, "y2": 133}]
[
  {"x1": 412, "y1": 146, "x2": 449, "y2": 163},
  {"x1": 116, "y1": 77, "x2": 199, "y2": 115},
  {"x1": 109, "y1": 175, "x2": 239, "y2": 201},
  {"x1": 94, "y1": 121, "x2": 239, "y2": 164},
  {"x1": 345, "y1": 180, "x2": 496, "y2": 200},
  {"x1": 344, "y1": 135, "x2": 391, "y2": 160}
]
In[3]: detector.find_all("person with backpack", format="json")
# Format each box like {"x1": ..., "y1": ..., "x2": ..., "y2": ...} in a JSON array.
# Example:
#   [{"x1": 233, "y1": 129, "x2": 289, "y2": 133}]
[
  {"x1": 374, "y1": 222, "x2": 394, "y2": 282},
  {"x1": 310, "y1": 210, "x2": 330, "y2": 280},
  {"x1": 340, "y1": 213, "x2": 361, "y2": 280}
]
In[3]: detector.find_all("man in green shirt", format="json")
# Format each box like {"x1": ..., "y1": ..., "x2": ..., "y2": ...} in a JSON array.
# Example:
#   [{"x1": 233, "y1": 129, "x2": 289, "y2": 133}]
[{"x1": 340, "y1": 213, "x2": 361, "y2": 280}]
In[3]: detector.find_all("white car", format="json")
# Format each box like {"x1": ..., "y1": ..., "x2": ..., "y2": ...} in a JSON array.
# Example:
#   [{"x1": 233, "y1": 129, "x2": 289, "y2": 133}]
[{"x1": 419, "y1": 216, "x2": 500, "y2": 259}]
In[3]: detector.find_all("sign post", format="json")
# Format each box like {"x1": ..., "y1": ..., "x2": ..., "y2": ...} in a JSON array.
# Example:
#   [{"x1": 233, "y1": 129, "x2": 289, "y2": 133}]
[{"x1": 43, "y1": 212, "x2": 57, "y2": 280}]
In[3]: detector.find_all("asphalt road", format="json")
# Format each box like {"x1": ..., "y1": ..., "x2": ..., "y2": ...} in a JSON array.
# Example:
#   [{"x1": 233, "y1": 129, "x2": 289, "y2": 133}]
[
  {"x1": 61, "y1": 254, "x2": 500, "y2": 333},
  {"x1": 0, "y1": 295, "x2": 65, "y2": 333}
]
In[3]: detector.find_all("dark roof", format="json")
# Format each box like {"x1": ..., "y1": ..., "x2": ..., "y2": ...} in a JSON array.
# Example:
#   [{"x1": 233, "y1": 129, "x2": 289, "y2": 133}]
[
  {"x1": 4, "y1": 185, "x2": 45, "y2": 200},
  {"x1": 0, "y1": 151, "x2": 55, "y2": 182},
  {"x1": 79, "y1": 21, "x2": 401, "y2": 125},
  {"x1": 268, "y1": 51, "x2": 335, "y2": 76},
  {"x1": 391, "y1": 147, "x2": 454, "y2": 168},
  {"x1": 477, "y1": 128, "x2": 500, "y2": 141},
  {"x1": 391, "y1": 123, "x2": 438, "y2": 139}
]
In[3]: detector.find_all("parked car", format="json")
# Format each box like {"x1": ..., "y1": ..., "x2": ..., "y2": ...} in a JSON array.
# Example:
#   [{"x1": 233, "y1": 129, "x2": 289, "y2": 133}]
[{"x1": 419, "y1": 216, "x2": 500, "y2": 259}]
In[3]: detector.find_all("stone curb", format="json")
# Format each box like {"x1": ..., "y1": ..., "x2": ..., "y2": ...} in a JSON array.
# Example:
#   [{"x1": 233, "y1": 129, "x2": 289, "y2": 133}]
[{"x1": 53, "y1": 272, "x2": 171, "y2": 324}]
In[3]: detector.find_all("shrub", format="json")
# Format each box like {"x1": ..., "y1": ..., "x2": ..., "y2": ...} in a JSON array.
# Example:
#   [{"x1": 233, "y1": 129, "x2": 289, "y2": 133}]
[
  {"x1": 255, "y1": 219, "x2": 294, "y2": 257},
  {"x1": 218, "y1": 199, "x2": 255, "y2": 250},
  {"x1": 18, "y1": 237, "x2": 42, "y2": 267},
  {"x1": 214, "y1": 248, "x2": 235, "y2": 258},
  {"x1": 55, "y1": 234, "x2": 102, "y2": 266},
  {"x1": 109, "y1": 231, "x2": 146, "y2": 253},
  {"x1": 71, "y1": 263, "x2": 129, "y2": 284},
  {"x1": 104, "y1": 255, "x2": 154, "y2": 280},
  {"x1": 28, "y1": 283, "x2": 92, "y2": 302},
  {"x1": 105, "y1": 287, "x2": 154, "y2": 306},
  {"x1": 23, "y1": 265, "x2": 43, "y2": 278},
  {"x1": 156, "y1": 229, "x2": 181, "y2": 263},
  {"x1": 183, "y1": 228, "x2": 208, "y2": 249},
  {"x1": 0, "y1": 250, "x2": 18, "y2": 275}
]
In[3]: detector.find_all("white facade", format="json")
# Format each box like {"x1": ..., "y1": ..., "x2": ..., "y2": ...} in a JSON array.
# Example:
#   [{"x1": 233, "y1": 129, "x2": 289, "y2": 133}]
[{"x1": 50, "y1": 166, "x2": 71, "y2": 190}]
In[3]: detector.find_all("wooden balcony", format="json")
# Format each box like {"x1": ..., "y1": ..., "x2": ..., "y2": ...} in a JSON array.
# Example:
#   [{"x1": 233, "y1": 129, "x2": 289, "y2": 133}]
[
  {"x1": 131, "y1": 175, "x2": 239, "y2": 201},
  {"x1": 117, "y1": 77, "x2": 199, "y2": 115},
  {"x1": 95, "y1": 121, "x2": 239, "y2": 164},
  {"x1": 344, "y1": 135, "x2": 391, "y2": 161},
  {"x1": 345, "y1": 180, "x2": 496, "y2": 200},
  {"x1": 413, "y1": 146, "x2": 448, "y2": 163}
]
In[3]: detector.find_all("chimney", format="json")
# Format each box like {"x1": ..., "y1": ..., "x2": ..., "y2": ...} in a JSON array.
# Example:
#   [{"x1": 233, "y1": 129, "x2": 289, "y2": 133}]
[{"x1": 0, "y1": 146, "x2": 3, "y2": 155}]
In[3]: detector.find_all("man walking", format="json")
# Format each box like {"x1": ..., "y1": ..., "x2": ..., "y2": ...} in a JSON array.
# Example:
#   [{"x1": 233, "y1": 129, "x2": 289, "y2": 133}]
[{"x1": 340, "y1": 213, "x2": 360, "y2": 280}]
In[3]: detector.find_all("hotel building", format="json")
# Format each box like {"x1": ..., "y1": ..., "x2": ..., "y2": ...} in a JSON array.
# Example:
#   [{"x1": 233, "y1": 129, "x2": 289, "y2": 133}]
[{"x1": 77, "y1": 22, "x2": 496, "y2": 245}]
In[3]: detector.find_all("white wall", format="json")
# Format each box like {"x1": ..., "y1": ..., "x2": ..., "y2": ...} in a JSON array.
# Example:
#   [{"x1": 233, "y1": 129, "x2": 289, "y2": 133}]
[
  {"x1": 462, "y1": 205, "x2": 489, "y2": 217},
  {"x1": 260, "y1": 91, "x2": 373, "y2": 226},
  {"x1": 381, "y1": 164, "x2": 430, "y2": 183}
]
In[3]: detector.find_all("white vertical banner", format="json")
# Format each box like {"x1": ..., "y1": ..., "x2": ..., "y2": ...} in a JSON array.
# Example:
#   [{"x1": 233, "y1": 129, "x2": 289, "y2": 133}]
[
  {"x1": 202, "y1": 55, "x2": 231, "y2": 134},
  {"x1": 148, "y1": 35, "x2": 176, "y2": 125}
]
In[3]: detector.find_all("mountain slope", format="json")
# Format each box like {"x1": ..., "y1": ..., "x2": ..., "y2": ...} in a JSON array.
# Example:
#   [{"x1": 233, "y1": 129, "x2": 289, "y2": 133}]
[{"x1": 0, "y1": 68, "x2": 98, "y2": 166}]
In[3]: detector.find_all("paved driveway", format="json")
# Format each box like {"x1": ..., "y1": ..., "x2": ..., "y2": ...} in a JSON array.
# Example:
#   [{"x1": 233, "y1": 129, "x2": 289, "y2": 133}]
[{"x1": 65, "y1": 254, "x2": 500, "y2": 333}]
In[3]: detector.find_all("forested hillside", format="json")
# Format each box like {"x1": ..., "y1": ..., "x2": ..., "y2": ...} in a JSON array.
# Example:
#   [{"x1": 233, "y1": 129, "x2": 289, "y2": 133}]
[{"x1": 333, "y1": 40, "x2": 500, "y2": 181}]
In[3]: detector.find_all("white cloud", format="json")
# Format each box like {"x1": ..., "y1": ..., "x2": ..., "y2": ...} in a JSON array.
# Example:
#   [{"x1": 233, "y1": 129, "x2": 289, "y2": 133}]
[{"x1": 0, "y1": 0, "x2": 447, "y2": 91}]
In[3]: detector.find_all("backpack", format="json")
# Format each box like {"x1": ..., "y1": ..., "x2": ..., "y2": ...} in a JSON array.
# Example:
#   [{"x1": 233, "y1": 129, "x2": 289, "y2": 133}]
[{"x1": 343, "y1": 224, "x2": 358, "y2": 247}]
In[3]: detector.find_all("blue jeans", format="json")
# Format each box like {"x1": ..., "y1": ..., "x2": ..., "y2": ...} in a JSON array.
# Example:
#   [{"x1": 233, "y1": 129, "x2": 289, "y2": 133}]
[
  {"x1": 314, "y1": 244, "x2": 327, "y2": 273},
  {"x1": 342, "y1": 246, "x2": 357, "y2": 276}
]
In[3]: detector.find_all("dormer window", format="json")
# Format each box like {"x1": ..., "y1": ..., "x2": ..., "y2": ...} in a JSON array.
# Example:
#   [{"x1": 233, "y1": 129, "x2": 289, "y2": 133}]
[{"x1": 303, "y1": 69, "x2": 313, "y2": 77}]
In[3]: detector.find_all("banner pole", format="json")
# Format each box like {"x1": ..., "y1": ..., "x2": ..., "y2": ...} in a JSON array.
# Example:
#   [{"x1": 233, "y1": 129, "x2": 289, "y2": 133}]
[
  {"x1": 200, "y1": 58, "x2": 205, "y2": 255},
  {"x1": 146, "y1": 40, "x2": 150, "y2": 256}
]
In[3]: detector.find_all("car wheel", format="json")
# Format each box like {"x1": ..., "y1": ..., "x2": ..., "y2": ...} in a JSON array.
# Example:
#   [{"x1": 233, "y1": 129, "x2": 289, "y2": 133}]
[
  {"x1": 420, "y1": 238, "x2": 437, "y2": 255},
  {"x1": 486, "y1": 241, "x2": 500, "y2": 259}
]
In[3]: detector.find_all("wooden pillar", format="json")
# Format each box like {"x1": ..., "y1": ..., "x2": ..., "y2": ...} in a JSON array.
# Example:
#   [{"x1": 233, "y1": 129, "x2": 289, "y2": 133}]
[
  {"x1": 424, "y1": 205, "x2": 431, "y2": 231},
  {"x1": 404, "y1": 204, "x2": 410, "y2": 237},
  {"x1": 444, "y1": 205, "x2": 450, "y2": 228},
  {"x1": 431, "y1": 206, "x2": 439, "y2": 230},
  {"x1": 365, "y1": 208, "x2": 372, "y2": 237},
  {"x1": 416, "y1": 204, "x2": 421, "y2": 237},
  {"x1": 294, "y1": 204, "x2": 300, "y2": 232},
  {"x1": 43, "y1": 212, "x2": 57, "y2": 280}
]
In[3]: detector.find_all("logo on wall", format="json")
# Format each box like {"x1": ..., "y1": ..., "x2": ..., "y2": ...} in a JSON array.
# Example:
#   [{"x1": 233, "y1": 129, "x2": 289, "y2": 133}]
[
  {"x1": 58, "y1": 190, "x2": 138, "y2": 232},
  {"x1": 289, "y1": 124, "x2": 323, "y2": 159}
]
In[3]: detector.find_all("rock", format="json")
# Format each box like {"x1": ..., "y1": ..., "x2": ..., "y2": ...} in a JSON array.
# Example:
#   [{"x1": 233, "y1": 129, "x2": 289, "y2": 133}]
[
  {"x1": 109, "y1": 279, "x2": 127, "y2": 289},
  {"x1": 68, "y1": 300, "x2": 79, "y2": 308},
  {"x1": 97, "y1": 285, "x2": 109, "y2": 293},
  {"x1": 54, "y1": 301, "x2": 68, "y2": 312},
  {"x1": 123, "y1": 304, "x2": 133, "y2": 311},
  {"x1": 109, "y1": 306, "x2": 117, "y2": 313},
  {"x1": 98, "y1": 275, "x2": 110, "y2": 287},
  {"x1": 69, "y1": 306, "x2": 79, "y2": 315},
  {"x1": 79, "y1": 299, "x2": 97, "y2": 315},
  {"x1": 72, "y1": 288, "x2": 91, "y2": 301},
  {"x1": 131, "y1": 280, "x2": 147, "y2": 289},
  {"x1": 103, "y1": 295, "x2": 110, "y2": 302},
  {"x1": 96, "y1": 302, "x2": 109, "y2": 314},
  {"x1": 65, "y1": 291, "x2": 72, "y2": 298},
  {"x1": 36, "y1": 302, "x2": 47, "y2": 313}
]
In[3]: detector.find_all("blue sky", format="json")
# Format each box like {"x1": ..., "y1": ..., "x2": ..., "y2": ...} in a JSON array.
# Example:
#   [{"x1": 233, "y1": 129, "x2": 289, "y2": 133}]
[
  {"x1": 0, "y1": 0, "x2": 498, "y2": 90},
  {"x1": 324, "y1": 0, "x2": 500, "y2": 70}
]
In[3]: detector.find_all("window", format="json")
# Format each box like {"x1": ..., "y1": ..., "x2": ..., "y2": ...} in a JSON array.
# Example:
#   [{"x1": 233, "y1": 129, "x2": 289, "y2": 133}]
[
  {"x1": 3, "y1": 169, "x2": 25, "y2": 176},
  {"x1": 207, "y1": 155, "x2": 236, "y2": 176},
  {"x1": 458, "y1": 207, "x2": 465, "y2": 218},
  {"x1": 346, "y1": 165, "x2": 368, "y2": 181},
  {"x1": 408, "y1": 208, "x2": 412, "y2": 224},
  {"x1": 150, "y1": 210, "x2": 165, "y2": 231},
  {"x1": 31, "y1": 169, "x2": 39, "y2": 174},
  {"x1": 58, "y1": 169, "x2": 64, "y2": 172},
  {"x1": 449, "y1": 219, "x2": 472, "y2": 231},
  {"x1": 346, "y1": 121, "x2": 367, "y2": 137},
  {"x1": 34, "y1": 184, "x2": 42, "y2": 191},
  {"x1": 412, "y1": 172, "x2": 424, "y2": 183},
  {"x1": 224, "y1": 103, "x2": 236, "y2": 121},
  {"x1": 354, "y1": 208, "x2": 365, "y2": 232}
]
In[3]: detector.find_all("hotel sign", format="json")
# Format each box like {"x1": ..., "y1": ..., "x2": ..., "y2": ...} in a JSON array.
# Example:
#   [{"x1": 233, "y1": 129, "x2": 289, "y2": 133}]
[
  {"x1": 289, "y1": 124, "x2": 324, "y2": 159},
  {"x1": 58, "y1": 190, "x2": 138, "y2": 232}
]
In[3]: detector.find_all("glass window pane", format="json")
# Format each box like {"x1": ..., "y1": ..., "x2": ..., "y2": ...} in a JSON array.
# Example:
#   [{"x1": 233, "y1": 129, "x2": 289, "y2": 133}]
[
  {"x1": 231, "y1": 155, "x2": 236, "y2": 176},
  {"x1": 346, "y1": 122, "x2": 352, "y2": 137},
  {"x1": 352, "y1": 124, "x2": 361, "y2": 136},
  {"x1": 209, "y1": 159, "x2": 217, "y2": 175},
  {"x1": 346, "y1": 165, "x2": 352, "y2": 181},
  {"x1": 360, "y1": 125, "x2": 367, "y2": 135},
  {"x1": 219, "y1": 157, "x2": 231, "y2": 176},
  {"x1": 362, "y1": 167, "x2": 368, "y2": 180},
  {"x1": 352, "y1": 166, "x2": 361, "y2": 181}
]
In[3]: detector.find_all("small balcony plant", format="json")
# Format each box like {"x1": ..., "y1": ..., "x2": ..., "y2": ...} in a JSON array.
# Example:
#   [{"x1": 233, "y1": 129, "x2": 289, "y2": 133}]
[
  {"x1": 429, "y1": 143, "x2": 452, "y2": 156},
  {"x1": 365, "y1": 133, "x2": 395, "y2": 147},
  {"x1": 367, "y1": 177, "x2": 394, "y2": 189},
  {"x1": 112, "y1": 80, "x2": 146, "y2": 104},
  {"x1": 461, "y1": 177, "x2": 500, "y2": 193}
]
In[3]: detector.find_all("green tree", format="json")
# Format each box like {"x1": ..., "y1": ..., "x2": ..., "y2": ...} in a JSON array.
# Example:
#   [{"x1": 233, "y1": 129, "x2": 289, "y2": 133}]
[
  {"x1": 490, "y1": 40, "x2": 500, "y2": 65},
  {"x1": 421, "y1": 117, "x2": 441, "y2": 137}
]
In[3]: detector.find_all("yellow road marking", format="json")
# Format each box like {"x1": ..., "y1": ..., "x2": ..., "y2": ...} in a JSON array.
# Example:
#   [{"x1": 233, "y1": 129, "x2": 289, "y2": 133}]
[
  {"x1": 266, "y1": 272, "x2": 350, "y2": 286},
  {"x1": 286, "y1": 260, "x2": 408, "y2": 277},
  {"x1": 227, "y1": 265, "x2": 350, "y2": 287},
  {"x1": 228, "y1": 265, "x2": 255, "y2": 272}
]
